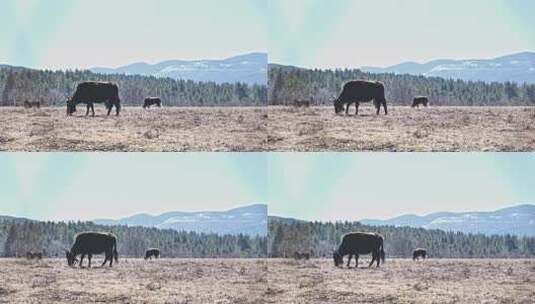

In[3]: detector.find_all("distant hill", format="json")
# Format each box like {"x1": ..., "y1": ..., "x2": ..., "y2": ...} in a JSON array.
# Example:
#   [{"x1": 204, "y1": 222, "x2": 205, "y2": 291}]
[
  {"x1": 94, "y1": 204, "x2": 267, "y2": 236},
  {"x1": 361, "y1": 52, "x2": 535, "y2": 84},
  {"x1": 361, "y1": 204, "x2": 535, "y2": 237},
  {"x1": 91, "y1": 53, "x2": 267, "y2": 85}
]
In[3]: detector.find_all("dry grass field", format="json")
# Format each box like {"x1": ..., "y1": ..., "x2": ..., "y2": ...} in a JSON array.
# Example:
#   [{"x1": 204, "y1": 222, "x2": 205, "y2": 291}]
[
  {"x1": 267, "y1": 106, "x2": 535, "y2": 151},
  {"x1": 266, "y1": 258, "x2": 535, "y2": 304},
  {"x1": 0, "y1": 107, "x2": 267, "y2": 151},
  {"x1": 0, "y1": 258, "x2": 267, "y2": 304}
]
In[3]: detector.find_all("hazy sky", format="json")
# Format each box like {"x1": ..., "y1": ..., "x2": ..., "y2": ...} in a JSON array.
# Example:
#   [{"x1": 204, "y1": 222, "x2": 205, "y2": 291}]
[
  {"x1": 0, "y1": 153, "x2": 267, "y2": 221},
  {"x1": 0, "y1": 0, "x2": 267, "y2": 69},
  {"x1": 269, "y1": 0, "x2": 535, "y2": 68},
  {"x1": 268, "y1": 153, "x2": 535, "y2": 222}
]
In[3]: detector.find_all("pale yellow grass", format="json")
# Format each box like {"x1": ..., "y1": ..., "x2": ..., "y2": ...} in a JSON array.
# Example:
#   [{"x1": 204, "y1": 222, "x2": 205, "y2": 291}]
[
  {"x1": 266, "y1": 258, "x2": 535, "y2": 304},
  {"x1": 0, "y1": 107, "x2": 267, "y2": 151},
  {"x1": 0, "y1": 258, "x2": 267, "y2": 304},
  {"x1": 267, "y1": 106, "x2": 535, "y2": 151}
]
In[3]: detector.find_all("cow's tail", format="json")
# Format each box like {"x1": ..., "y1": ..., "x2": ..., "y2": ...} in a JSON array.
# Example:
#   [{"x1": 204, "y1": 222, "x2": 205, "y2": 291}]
[
  {"x1": 112, "y1": 238, "x2": 119, "y2": 263},
  {"x1": 379, "y1": 236, "x2": 385, "y2": 263}
]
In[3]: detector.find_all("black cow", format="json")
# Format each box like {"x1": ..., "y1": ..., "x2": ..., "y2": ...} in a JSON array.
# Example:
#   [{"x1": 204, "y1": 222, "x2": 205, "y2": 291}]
[
  {"x1": 334, "y1": 80, "x2": 388, "y2": 115},
  {"x1": 412, "y1": 96, "x2": 429, "y2": 108},
  {"x1": 143, "y1": 97, "x2": 162, "y2": 109},
  {"x1": 144, "y1": 248, "x2": 160, "y2": 260},
  {"x1": 333, "y1": 232, "x2": 385, "y2": 268},
  {"x1": 413, "y1": 248, "x2": 427, "y2": 261},
  {"x1": 67, "y1": 82, "x2": 121, "y2": 116},
  {"x1": 23, "y1": 100, "x2": 40, "y2": 109},
  {"x1": 293, "y1": 251, "x2": 311, "y2": 260},
  {"x1": 66, "y1": 232, "x2": 118, "y2": 267}
]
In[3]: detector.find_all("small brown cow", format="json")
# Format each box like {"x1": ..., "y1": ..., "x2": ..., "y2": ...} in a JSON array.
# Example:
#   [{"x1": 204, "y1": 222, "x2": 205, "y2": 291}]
[
  {"x1": 23, "y1": 100, "x2": 40, "y2": 109},
  {"x1": 26, "y1": 251, "x2": 43, "y2": 259}
]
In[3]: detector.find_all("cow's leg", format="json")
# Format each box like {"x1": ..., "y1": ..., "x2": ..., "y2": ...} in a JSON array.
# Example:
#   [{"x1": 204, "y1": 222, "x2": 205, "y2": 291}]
[
  {"x1": 345, "y1": 103, "x2": 349, "y2": 115},
  {"x1": 383, "y1": 102, "x2": 388, "y2": 115},
  {"x1": 102, "y1": 253, "x2": 109, "y2": 267},
  {"x1": 376, "y1": 103, "x2": 380, "y2": 115},
  {"x1": 355, "y1": 102, "x2": 359, "y2": 116},
  {"x1": 355, "y1": 255, "x2": 359, "y2": 268},
  {"x1": 369, "y1": 253, "x2": 376, "y2": 268},
  {"x1": 376, "y1": 252, "x2": 380, "y2": 267},
  {"x1": 107, "y1": 104, "x2": 112, "y2": 116},
  {"x1": 79, "y1": 254, "x2": 85, "y2": 267},
  {"x1": 90, "y1": 104, "x2": 95, "y2": 116},
  {"x1": 88, "y1": 254, "x2": 92, "y2": 268},
  {"x1": 115, "y1": 103, "x2": 120, "y2": 116},
  {"x1": 85, "y1": 104, "x2": 90, "y2": 116},
  {"x1": 346, "y1": 254, "x2": 352, "y2": 268}
]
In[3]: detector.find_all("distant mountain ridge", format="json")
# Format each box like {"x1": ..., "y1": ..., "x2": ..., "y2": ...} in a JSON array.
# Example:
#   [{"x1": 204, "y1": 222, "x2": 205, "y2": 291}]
[
  {"x1": 361, "y1": 51, "x2": 535, "y2": 84},
  {"x1": 360, "y1": 204, "x2": 535, "y2": 236},
  {"x1": 90, "y1": 52, "x2": 267, "y2": 85},
  {"x1": 94, "y1": 204, "x2": 267, "y2": 236}
]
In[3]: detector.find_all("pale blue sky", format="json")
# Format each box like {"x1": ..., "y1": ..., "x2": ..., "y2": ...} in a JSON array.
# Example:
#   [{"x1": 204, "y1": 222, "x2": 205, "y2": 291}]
[
  {"x1": 0, "y1": 0, "x2": 267, "y2": 69},
  {"x1": 268, "y1": 153, "x2": 535, "y2": 221},
  {"x1": 0, "y1": 153, "x2": 267, "y2": 221},
  {"x1": 269, "y1": 0, "x2": 535, "y2": 68}
]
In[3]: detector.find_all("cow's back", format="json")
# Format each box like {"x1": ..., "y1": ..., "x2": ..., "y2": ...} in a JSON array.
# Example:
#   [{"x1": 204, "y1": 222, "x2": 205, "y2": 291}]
[
  {"x1": 340, "y1": 232, "x2": 381, "y2": 254},
  {"x1": 339, "y1": 81, "x2": 384, "y2": 102},
  {"x1": 73, "y1": 82, "x2": 119, "y2": 102},
  {"x1": 73, "y1": 232, "x2": 115, "y2": 254}
]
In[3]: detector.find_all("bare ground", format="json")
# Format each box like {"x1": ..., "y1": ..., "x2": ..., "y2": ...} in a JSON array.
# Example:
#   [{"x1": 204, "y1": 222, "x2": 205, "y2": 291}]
[
  {"x1": 266, "y1": 258, "x2": 535, "y2": 304},
  {"x1": 267, "y1": 106, "x2": 535, "y2": 151},
  {"x1": 0, "y1": 107, "x2": 267, "y2": 151},
  {"x1": 0, "y1": 258, "x2": 267, "y2": 304}
]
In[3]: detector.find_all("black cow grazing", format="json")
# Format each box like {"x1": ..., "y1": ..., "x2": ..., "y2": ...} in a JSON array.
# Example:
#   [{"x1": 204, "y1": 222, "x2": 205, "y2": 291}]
[
  {"x1": 67, "y1": 82, "x2": 121, "y2": 116},
  {"x1": 144, "y1": 248, "x2": 160, "y2": 260},
  {"x1": 293, "y1": 251, "x2": 311, "y2": 260},
  {"x1": 26, "y1": 251, "x2": 43, "y2": 259},
  {"x1": 333, "y1": 232, "x2": 385, "y2": 268},
  {"x1": 23, "y1": 100, "x2": 41, "y2": 109},
  {"x1": 413, "y1": 248, "x2": 427, "y2": 261},
  {"x1": 66, "y1": 232, "x2": 118, "y2": 268},
  {"x1": 143, "y1": 97, "x2": 162, "y2": 109},
  {"x1": 334, "y1": 80, "x2": 388, "y2": 115},
  {"x1": 412, "y1": 96, "x2": 429, "y2": 108}
]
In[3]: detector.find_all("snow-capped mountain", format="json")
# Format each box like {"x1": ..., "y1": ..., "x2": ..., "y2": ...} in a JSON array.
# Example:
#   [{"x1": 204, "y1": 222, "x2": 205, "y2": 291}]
[
  {"x1": 361, "y1": 52, "x2": 535, "y2": 84},
  {"x1": 94, "y1": 204, "x2": 267, "y2": 236},
  {"x1": 361, "y1": 204, "x2": 535, "y2": 236},
  {"x1": 90, "y1": 53, "x2": 267, "y2": 85}
]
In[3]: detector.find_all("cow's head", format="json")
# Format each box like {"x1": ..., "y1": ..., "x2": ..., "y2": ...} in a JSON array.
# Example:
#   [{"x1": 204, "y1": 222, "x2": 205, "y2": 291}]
[
  {"x1": 333, "y1": 250, "x2": 343, "y2": 267},
  {"x1": 66, "y1": 99, "x2": 76, "y2": 115},
  {"x1": 65, "y1": 250, "x2": 75, "y2": 266},
  {"x1": 333, "y1": 98, "x2": 344, "y2": 114}
]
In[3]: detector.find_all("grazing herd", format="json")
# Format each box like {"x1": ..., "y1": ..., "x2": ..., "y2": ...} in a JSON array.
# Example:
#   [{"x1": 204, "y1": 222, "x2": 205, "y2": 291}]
[
  {"x1": 63, "y1": 81, "x2": 163, "y2": 116},
  {"x1": 15, "y1": 79, "x2": 430, "y2": 116},
  {"x1": 18, "y1": 230, "x2": 428, "y2": 271}
]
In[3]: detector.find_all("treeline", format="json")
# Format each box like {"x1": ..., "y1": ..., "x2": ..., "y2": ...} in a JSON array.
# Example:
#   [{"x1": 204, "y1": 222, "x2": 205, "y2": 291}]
[
  {"x1": 268, "y1": 217, "x2": 535, "y2": 258},
  {"x1": 0, "y1": 218, "x2": 267, "y2": 258},
  {"x1": 0, "y1": 67, "x2": 267, "y2": 107},
  {"x1": 268, "y1": 65, "x2": 535, "y2": 106}
]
